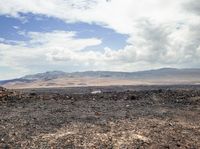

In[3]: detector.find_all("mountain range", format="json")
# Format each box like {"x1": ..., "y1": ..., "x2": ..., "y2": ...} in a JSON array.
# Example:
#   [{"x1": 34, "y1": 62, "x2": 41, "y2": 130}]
[{"x1": 1, "y1": 68, "x2": 200, "y2": 89}]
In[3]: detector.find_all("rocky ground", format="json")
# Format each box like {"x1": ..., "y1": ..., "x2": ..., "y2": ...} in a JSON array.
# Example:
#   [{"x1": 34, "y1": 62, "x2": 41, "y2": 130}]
[{"x1": 0, "y1": 85, "x2": 200, "y2": 148}]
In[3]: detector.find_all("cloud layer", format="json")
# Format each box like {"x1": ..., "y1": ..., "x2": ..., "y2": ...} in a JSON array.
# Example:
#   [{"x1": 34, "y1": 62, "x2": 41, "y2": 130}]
[{"x1": 0, "y1": 0, "x2": 200, "y2": 79}]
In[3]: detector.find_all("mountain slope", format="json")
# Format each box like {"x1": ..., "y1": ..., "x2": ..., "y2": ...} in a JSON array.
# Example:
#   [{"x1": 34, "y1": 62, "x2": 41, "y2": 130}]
[{"x1": 1, "y1": 68, "x2": 200, "y2": 88}]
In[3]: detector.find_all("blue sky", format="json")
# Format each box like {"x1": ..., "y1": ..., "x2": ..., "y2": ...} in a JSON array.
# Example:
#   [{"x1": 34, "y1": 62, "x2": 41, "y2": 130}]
[
  {"x1": 0, "y1": 0, "x2": 199, "y2": 79},
  {"x1": 0, "y1": 15, "x2": 128, "y2": 50}
]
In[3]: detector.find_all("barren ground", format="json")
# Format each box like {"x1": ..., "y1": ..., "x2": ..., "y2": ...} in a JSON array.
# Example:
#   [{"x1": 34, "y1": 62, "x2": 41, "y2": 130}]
[{"x1": 0, "y1": 85, "x2": 200, "y2": 148}]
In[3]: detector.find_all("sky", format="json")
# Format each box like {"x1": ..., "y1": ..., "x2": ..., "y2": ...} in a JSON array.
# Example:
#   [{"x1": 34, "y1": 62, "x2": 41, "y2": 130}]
[{"x1": 0, "y1": 0, "x2": 200, "y2": 79}]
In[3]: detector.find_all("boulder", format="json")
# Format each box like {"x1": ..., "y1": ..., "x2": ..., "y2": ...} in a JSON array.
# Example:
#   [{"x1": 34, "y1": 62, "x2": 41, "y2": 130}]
[
  {"x1": 0, "y1": 86, "x2": 6, "y2": 91},
  {"x1": 0, "y1": 86, "x2": 7, "y2": 98}
]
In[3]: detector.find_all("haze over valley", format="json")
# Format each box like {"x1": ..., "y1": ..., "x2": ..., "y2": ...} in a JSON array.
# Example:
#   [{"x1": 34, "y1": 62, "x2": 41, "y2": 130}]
[{"x1": 1, "y1": 68, "x2": 200, "y2": 88}]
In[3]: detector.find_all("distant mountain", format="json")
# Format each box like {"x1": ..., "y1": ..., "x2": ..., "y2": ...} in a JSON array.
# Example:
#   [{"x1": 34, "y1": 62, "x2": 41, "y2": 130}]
[
  {"x1": 22, "y1": 71, "x2": 66, "y2": 81},
  {"x1": 1, "y1": 68, "x2": 200, "y2": 88},
  {"x1": 67, "y1": 68, "x2": 200, "y2": 80},
  {"x1": 0, "y1": 71, "x2": 67, "y2": 85}
]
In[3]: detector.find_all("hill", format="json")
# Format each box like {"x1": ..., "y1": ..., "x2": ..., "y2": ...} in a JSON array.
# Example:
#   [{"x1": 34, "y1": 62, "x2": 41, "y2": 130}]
[{"x1": 1, "y1": 68, "x2": 200, "y2": 88}]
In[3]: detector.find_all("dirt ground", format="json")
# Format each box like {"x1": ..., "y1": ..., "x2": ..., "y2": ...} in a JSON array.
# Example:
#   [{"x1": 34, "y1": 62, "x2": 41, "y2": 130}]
[{"x1": 0, "y1": 85, "x2": 200, "y2": 148}]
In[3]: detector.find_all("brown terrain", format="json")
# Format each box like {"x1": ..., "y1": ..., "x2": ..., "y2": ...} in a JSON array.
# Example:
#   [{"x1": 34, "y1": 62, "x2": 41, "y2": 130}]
[
  {"x1": 2, "y1": 68, "x2": 200, "y2": 89},
  {"x1": 0, "y1": 85, "x2": 200, "y2": 148},
  {"x1": 3, "y1": 76, "x2": 200, "y2": 89}
]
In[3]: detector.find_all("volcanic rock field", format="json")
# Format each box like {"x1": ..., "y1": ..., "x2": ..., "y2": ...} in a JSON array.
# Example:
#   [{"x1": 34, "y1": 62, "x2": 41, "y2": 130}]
[{"x1": 0, "y1": 85, "x2": 200, "y2": 148}]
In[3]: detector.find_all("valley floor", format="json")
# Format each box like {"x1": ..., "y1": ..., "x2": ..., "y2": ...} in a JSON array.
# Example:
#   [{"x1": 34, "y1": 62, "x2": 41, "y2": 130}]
[{"x1": 0, "y1": 85, "x2": 200, "y2": 148}]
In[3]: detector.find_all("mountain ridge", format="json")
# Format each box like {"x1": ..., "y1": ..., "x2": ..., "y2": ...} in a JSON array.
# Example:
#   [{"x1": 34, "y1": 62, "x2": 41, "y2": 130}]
[{"x1": 1, "y1": 68, "x2": 200, "y2": 88}]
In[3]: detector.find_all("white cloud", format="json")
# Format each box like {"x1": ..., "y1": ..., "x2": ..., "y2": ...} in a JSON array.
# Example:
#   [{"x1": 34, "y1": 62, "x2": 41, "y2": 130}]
[
  {"x1": 0, "y1": 0, "x2": 195, "y2": 34},
  {"x1": 0, "y1": 31, "x2": 102, "y2": 79},
  {"x1": 13, "y1": 25, "x2": 19, "y2": 29},
  {"x1": 0, "y1": 0, "x2": 200, "y2": 79},
  {"x1": 26, "y1": 31, "x2": 102, "y2": 51}
]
